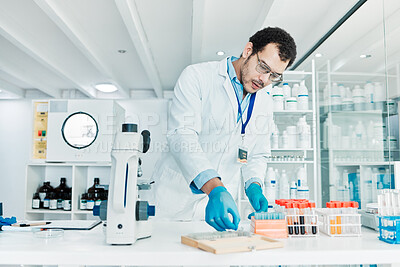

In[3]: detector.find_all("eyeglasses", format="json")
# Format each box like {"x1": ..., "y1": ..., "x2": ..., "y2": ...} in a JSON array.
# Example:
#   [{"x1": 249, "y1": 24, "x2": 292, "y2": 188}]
[{"x1": 255, "y1": 53, "x2": 283, "y2": 83}]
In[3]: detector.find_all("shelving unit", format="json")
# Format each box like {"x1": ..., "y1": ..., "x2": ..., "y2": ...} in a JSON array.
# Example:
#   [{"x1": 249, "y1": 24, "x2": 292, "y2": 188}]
[
  {"x1": 318, "y1": 60, "x2": 400, "y2": 207},
  {"x1": 238, "y1": 60, "x2": 319, "y2": 218},
  {"x1": 24, "y1": 162, "x2": 111, "y2": 220}
]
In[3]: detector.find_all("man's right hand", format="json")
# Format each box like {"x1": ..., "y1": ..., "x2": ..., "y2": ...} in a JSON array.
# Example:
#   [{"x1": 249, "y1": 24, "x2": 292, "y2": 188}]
[{"x1": 205, "y1": 186, "x2": 240, "y2": 231}]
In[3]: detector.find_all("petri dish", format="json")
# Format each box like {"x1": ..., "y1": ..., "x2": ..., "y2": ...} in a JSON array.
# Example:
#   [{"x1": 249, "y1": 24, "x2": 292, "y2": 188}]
[{"x1": 33, "y1": 229, "x2": 64, "y2": 239}]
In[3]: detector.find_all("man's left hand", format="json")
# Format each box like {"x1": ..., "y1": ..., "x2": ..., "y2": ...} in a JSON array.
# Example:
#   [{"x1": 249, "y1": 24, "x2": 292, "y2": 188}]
[{"x1": 245, "y1": 183, "x2": 268, "y2": 219}]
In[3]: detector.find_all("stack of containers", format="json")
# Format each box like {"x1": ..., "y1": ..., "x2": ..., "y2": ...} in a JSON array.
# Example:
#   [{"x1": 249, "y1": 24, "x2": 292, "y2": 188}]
[
  {"x1": 275, "y1": 199, "x2": 318, "y2": 237},
  {"x1": 250, "y1": 212, "x2": 288, "y2": 239},
  {"x1": 316, "y1": 201, "x2": 361, "y2": 237},
  {"x1": 271, "y1": 82, "x2": 310, "y2": 111},
  {"x1": 377, "y1": 189, "x2": 400, "y2": 244}
]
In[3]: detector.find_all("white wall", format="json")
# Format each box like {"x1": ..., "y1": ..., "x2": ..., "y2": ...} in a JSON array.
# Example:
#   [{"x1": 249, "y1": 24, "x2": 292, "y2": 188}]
[
  {"x1": 0, "y1": 100, "x2": 32, "y2": 218},
  {"x1": 0, "y1": 99, "x2": 169, "y2": 219}
]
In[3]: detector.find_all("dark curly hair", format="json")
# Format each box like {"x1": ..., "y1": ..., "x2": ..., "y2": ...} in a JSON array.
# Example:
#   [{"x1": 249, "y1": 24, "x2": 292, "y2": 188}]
[{"x1": 249, "y1": 27, "x2": 297, "y2": 68}]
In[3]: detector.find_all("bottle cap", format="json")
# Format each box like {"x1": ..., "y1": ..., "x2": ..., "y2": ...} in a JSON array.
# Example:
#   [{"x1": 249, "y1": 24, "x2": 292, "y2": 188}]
[
  {"x1": 351, "y1": 201, "x2": 359, "y2": 208},
  {"x1": 299, "y1": 203, "x2": 308, "y2": 209},
  {"x1": 326, "y1": 202, "x2": 334, "y2": 208}
]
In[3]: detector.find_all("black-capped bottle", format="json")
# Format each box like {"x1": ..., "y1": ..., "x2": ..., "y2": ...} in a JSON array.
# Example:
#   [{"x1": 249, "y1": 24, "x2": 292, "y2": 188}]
[
  {"x1": 86, "y1": 193, "x2": 95, "y2": 210},
  {"x1": 49, "y1": 192, "x2": 58, "y2": 210},
  {"x1": 43, "y1": 192, "x2": 50, "y2": 209},
  {"x1": 80, "y1": 193, "x2": 87, "y2": 210},
  {"x1": 63, "y1": 192, "x2": 71, "y2": 211},
  {"x1": 32, "y1": 193, "x2": 40, "y2": 209},
  {"x1": 88, "y1": 177, "x2": 104, "y2": 203},
  {"x1": 38, "y1": 181, "x2": 54, "y2": 208},
  {"x1": 55, "y1": 177, "x2": 71, "y2": 209}
]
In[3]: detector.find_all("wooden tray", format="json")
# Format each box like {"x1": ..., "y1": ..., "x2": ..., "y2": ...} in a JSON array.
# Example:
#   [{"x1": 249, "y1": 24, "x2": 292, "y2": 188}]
[{"x1": 181, "y1": 232, "x2": 284, "y2": 254}]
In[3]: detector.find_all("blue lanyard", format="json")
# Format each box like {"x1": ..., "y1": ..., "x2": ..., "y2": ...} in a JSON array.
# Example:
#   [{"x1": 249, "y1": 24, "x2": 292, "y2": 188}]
[{"x1": 234, "y1": 91, "x2": 256, "y2": 135}]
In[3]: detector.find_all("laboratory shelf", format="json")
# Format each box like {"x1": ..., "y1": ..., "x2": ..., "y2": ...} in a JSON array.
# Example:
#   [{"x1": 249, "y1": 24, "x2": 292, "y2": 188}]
[
  {"x1": 333, "y1": 162, "x2": 392, "y2": 166},
  {"x1": 73, "y1": 210, "x2": 93, "y2": 214},
  {"x1": 27, "y1": 162, "x2": 111, "y2": 167},
  {"x1": 330, "y1": 149, "x2": 400, "y2": 152},
  {"x1": 318, "y1": 71, "x2": 397, "y2": 78},
  {"x1": 271, "y1": 148, "x2": 313, "y2": 151},
  {"x1": 26, "y1": 209, "x2": 72, "y2": 214},
  {"x1": 265, "y1": 161, "x2": 314, "y2": 164},
  {"x1": 273, "y1": 110, "x2": 313, "y2": 115}
]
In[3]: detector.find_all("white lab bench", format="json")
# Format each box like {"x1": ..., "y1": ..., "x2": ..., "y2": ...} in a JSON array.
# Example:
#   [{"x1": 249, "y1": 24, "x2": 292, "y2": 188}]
[{"x1": 0, "y1": 221, "x2": 399, "y2": 266}]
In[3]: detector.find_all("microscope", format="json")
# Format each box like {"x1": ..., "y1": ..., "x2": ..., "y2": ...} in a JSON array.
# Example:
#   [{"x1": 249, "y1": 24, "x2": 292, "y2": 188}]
[{"x1": 106, "y1": 123, "x2": 155, "y2": 245}]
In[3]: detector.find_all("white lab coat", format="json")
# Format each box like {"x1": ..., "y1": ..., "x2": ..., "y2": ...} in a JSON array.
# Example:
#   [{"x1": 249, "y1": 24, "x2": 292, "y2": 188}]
[{"x1": 152, "y1": 57, "x2": 274, "y2": 221}]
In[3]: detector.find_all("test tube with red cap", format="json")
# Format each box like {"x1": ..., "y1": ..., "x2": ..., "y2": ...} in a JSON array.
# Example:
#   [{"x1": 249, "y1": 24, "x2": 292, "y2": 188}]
[
  {"x1": 286, "y1": 202, "x2": 294, "y2": 235},
  {"x1": 308, "y1": 202, "x2": 317, "y2": 235},
  {"x1": 326, "y1": 202, "x2": 336, "y2": 235},
  {"x1": 298, "y1": 202, "x2": 307, "y2": 235}
]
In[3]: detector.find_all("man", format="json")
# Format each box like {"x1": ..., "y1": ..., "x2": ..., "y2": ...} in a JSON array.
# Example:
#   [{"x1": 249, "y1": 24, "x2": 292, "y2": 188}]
[{"x1": 152, "y1": 27, "x2": 296, "y2": 231}]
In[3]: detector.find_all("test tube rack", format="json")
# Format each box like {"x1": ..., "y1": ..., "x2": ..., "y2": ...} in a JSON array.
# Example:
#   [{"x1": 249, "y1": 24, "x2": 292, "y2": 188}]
[
  {"x1": 250, "y1": 212, "x2": 288, "y2": 239},
  {"x1": 275, "y1": 199, "x2": 319, "y2": 237},
  {"x1": 316, "y1": 208, "x2": 362, "y2": 237},
  {"x1": 286, "y1": 214, "x2": 319, "y2": 237},
  {"x1": 378, "y1": 216, "x2": 400, "y2": 244}
]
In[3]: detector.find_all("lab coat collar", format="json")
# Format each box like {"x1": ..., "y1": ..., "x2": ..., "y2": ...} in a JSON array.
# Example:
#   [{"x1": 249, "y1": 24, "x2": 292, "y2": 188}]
[{"x1": 219, "y1": 57, "x2": 239, "y2": 119}]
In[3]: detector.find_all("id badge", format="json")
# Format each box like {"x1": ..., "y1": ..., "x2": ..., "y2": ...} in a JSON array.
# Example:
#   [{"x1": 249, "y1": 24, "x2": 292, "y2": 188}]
[{"x1": 237, "y1": 146, "x2": 248, "y2": 164}]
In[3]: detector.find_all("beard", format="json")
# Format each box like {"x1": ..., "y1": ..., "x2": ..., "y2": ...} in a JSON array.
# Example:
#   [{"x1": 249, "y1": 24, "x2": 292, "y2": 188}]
[{"x1": 239, "y1": 56, "x2": 264, "y2": 94}]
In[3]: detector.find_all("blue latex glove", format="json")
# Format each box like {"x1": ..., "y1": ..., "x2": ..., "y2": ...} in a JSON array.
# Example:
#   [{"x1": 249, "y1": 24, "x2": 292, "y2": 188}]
[
  {"x1": 205, "y1": 186, "x2": 240, "y2": 231},
  {"x1": 0, "y1": 216, "x2": 17, "y2": 226},
  {"x1": 245, "y1": 183, "x2": 268, "y2": 219}
]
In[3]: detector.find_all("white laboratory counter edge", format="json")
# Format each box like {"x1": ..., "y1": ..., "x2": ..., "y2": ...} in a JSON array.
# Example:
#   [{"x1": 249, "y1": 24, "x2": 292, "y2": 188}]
[{"x1": 0, "y1": 221, "x2": 399, "y2": 266}]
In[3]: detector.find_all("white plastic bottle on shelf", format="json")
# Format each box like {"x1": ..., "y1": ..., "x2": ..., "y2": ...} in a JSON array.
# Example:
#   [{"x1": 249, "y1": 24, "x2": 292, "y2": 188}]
[
  {"x1": 387, "y1": 135, "x2": 397, "y2": 150},
  {"x1": 297, "y1": 167, "x2": 307, "y2": 188},
  {"x1": 338, "y1": 84, "x2": 346, "y2": 99},
  {"x1": 273, "y1": 86, "x2": 284, "y2": 111},
  {"x1": 331, "y1": 124, "x2": 342, "y2": 149},
  {"x1": 279, "y1": 170, "x2": 290, "y2": 199},
  {"x1": 292, "y1": 84, "x2": 300, "y2": 99},
  {"x1": 338, "y1": 169, "x2": 349, "y2": 201},
  {"x1": 323, "y1": 85, "x2": 330, "y2": 113},
  {"x1": 331, "y1": 83, "x2": 342, "y2": 111},
  {"x1": 322, "y1": 119, "x2": 329, "y2": 149},
  {"x1": 297, "y1": 116, "x2": 310, "y2": 148},
  {"x1": 274, "y1": 168, "x2": 280, "y2": 199},
  {"x1": 373, "y1": 122, "x2": 385, "y2": 148},
  {"x1": 271, "y1": 127, "x2": 279, "y2": 149},
  {"x1": 273, "y1": 94, "x2": 284, "y2": 111},
  {"x1": 349, "y1": 125, "x2": 357, "y2": 149},
  {"x1": 343, "y1": 181, "x2": 350, "y2": 201},
  {"x1": 364, "y1": 82, "x2": 374, "y2": 110},
  {"x1": 355, "y1": 121, "x2": 366, "y2": 148},
  {"x1": 297, "y1": 183, "x2": 310, "y2": 200},
  {"x1": 352, "y1": 85, "x2": 365, "y2": 111},
  {"x1": 285, "y1": 97, "x2": 298, "y2": 110},
  {"x1": 366, "y1": 120, "x2": 375, "y2": 147},
  {"x1": 297, "y1": 80, "x2": 309, "y2": 110},
  {"x1": 371, "y1": 167, "x2": 379, "y2": 201},
  {"x1": 345, "y1": 87, "x2": 352, "y2": 98},
  {"x1": 282, "y1": 83, "x2": 291, "y2": 99},
  {"x1": 373, "y1": 82, "x2": 385, "y2": 109},
  {"x1": 281, "y1": 130, "x2": 289, "y2": 149},
  {"x1": 290, "y1": 181, "x2": 297, "y2": 199},
  {"x1": 287, "y1": 126, "x2": 297, "y2": 148},
  {"x1": 265, "y1": 167, "x2": 277, "y2": 204},
  {"x1": 364, "y1": 167, "x2": 373, "y2": 204}
]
